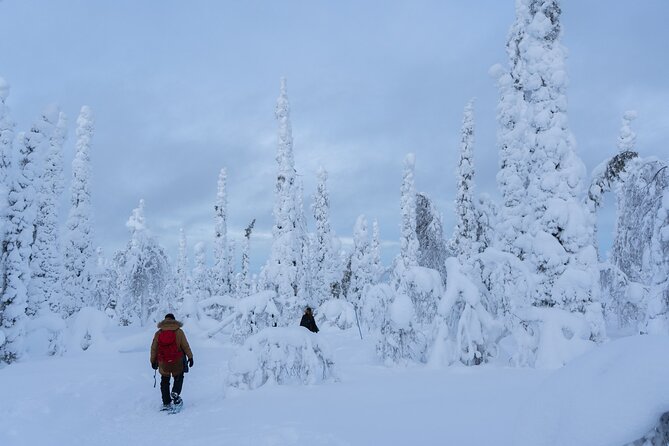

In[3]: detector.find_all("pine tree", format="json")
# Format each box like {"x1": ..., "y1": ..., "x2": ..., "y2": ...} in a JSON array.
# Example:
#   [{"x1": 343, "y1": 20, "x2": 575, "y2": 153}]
[
  {"x1": 416, "y1": 193, "x2": 448, "y2": 282},
  {"x1": 240, "y1": 219, "x2": 255, "y2": 297},
  {"x1": 371, "y1": 219, "x2": 383, "y2": 283},
  {"x1": 451, "y1": 100, "x2": 479, "y2": 260},
  {"x1": 192, "y1": 242, "x2": 210, "y2": 300},
  {"x1": 265, "y1": 78, "x2": 308, "y2": 323},
  {"x1": 349, "y1": 215, "x2": 374, "y2": 305},
  {"x1": 311, "y1": 166, "x2": 339, "y2": 305},
  {"x1": 399, "y1": 153, "x2": 419, "y2": 268},
  {"x1": 114, "y1": 199, "x2": 171, "y2": 325},
  {"x1": 0, "y1": 80, "x2": 28, "y2": 364},
  {"x1": 30, "y1": 106, "x2": 66, "y2": 317},
  {"x1": 175, "y1": 228, "x2": 190, "y2": 304},
  {"x1": 63, "y1": 106, "x2": 95, "y2": 316},
  {"x1": 497, "y1": 0, "x2": 601, "y2": 322},
  {"x1": 213, "y1": 167, "x2": 230, "y2": 295}
]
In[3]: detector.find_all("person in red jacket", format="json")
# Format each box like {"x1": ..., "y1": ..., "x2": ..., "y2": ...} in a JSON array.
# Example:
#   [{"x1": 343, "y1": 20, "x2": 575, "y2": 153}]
[{"x1": 150, "y1": 313, "x2": 194, "y2": 410}]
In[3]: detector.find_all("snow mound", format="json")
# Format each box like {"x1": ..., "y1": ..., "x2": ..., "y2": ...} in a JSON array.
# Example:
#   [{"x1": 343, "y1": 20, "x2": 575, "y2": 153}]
[
  {"x1": 226, "y1": 326, "x2": 336, "y2": 390},
  {"x1": 513, "y1": 335, "x2": 669, "y2": 445},
  {"x1": 65, "y1": 307, "x2": 112, "y2": 353}
]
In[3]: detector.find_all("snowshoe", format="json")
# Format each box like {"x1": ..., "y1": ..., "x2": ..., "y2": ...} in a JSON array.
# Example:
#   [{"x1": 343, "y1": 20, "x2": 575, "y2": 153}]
[
  {"x1": 160, "y1": 403, "x2": 172, "y2": 412},
  {"x1": 169, "y1": 392, "x2": 183, "y2": 414}
]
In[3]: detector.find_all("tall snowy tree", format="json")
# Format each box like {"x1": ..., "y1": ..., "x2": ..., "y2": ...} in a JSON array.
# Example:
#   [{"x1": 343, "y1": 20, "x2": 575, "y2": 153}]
[
  {"x1": 415, "y1": 193, "x2": 448, "y2": 282},
  {"x1": 371, "y1": 219, "x2": 383, "y2": 283},
  {"x1": 496, "y1": 0, "x2": 601, "y2": 322},
  {"x1": 311, "y1": 166, "x2": 340, "y2": 305},
  {"x1": 175, "y1": 228, "x2": 190, "y2": 302},
  {"x1": 0, "y1": 79, "x2": 28, "y2": 365},
  {"x1": 192, "y1": 242, "x2": 211, "y2": 300},
  {"x1": 63, "y1": 106, "x2": 95, "y2": 316},
  {"x1": 239, "y1": 219, "x2": 255, "y2": 297},
  {"x1": 114, "y1": 199, "x2": 171, "y2": 326},
  {"x1": 29, "y1": 106, "x2": 66, "y2": 316},
  {"x1": 399, "y1": 153, "x2": 419, "y2": 268},
  {"x1": 451, "y1": 100, "x2": 479, "y2": 260},
  {"x1": 213, "y1": 167, "x2": 230, "y2": 295},
  {"x1": 264, "y1": 78, "x2": 308, "y2": 323},
  {"x1": 349, "y1": 215, "x2": 374, "y2": 305}
]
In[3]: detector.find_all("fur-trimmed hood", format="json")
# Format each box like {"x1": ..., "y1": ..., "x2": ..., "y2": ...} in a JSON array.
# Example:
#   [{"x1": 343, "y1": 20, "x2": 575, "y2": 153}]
[{"x1": 157, "y1": 319, "x2": 183, "y2": 330}]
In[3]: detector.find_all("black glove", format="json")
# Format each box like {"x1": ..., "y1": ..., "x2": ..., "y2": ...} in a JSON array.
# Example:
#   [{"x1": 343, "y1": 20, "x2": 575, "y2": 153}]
[
  {"x1": 151, "y1": 362, "x2": 158, "y2": 370},
  {"x1": 188, "y1": 357, "x2": 194, "y2": 368}
]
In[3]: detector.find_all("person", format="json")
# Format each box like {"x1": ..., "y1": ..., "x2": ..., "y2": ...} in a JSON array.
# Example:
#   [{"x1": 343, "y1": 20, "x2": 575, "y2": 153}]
[
  {"x1": 300, "y1": 307, "x2": 319, "y2": 333},
  {"x1": 150, "y1": 313, "x2": 194, "y2": 410}
]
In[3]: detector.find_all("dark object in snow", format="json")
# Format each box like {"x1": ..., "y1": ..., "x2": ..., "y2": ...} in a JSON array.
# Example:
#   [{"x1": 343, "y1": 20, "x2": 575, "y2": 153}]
[
  {"x1": 300, "y1": 307, "x2": 319, "y2": 333},
  {"x1": 626, "y1": 412, "x2": 669, "y2": 446}
]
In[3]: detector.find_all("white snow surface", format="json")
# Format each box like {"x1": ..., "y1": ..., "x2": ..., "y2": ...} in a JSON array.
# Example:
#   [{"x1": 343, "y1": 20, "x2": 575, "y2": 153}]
[{"x1": 1, "y1": 326, "x2": 668, "y2": 446}]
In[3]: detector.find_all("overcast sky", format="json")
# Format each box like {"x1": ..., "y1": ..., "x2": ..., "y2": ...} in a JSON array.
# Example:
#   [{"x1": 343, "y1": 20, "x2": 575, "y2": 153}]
[{"x1": 1, "y1": 0, "x2": 668, "y2": 272}]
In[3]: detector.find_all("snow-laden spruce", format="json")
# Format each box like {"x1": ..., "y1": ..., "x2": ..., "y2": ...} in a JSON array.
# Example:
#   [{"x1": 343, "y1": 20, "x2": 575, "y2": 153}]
[
  {"x1": 113, "y1": 200, "x2": 172, "y2": 326},
  {"x1": 262, "y1": 78, "x2": 310, "y2": 324},
  {"x1": 0, "y1": 80, "x2": 27, "y2": 365},
  {"x1": 226, "y1": 326, "x2": 336, "y2": 389},
  {"x1": 29, "y1": 106, "x2": 66, "y2": 320},
  {"x1": 311, "y1": 166, "x2": 341, "y2": 306},
  {"x1": 63, "y1": 106, "x2": 95, "y2": 317},
  {"x1": 415, "y1": 193, "x2": 448, "y2": 282},
  {"x1": 212, "y1": 168, "x2": 230, "y2": 295}
]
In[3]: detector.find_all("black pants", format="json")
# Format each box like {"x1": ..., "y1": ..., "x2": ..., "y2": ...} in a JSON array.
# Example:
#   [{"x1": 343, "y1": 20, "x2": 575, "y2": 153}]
[{"x1": 160, "y1": 374, "x2": 184, "y2": 405}]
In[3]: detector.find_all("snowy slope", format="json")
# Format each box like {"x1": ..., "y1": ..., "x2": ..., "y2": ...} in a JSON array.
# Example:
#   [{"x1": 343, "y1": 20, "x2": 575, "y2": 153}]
[{"x1": 1, "y1": 327, "x2": 668, "y2": 446}]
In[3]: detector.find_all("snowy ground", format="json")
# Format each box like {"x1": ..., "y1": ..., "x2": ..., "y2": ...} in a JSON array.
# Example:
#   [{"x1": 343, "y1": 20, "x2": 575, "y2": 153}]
[{"x1": 2, "y1": 325, "x2": 668, "y2": 446}]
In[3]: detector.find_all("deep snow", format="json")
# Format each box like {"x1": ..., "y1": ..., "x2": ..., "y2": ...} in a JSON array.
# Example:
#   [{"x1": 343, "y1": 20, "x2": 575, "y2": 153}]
[{"x1": 2, "y1": 325, "x2": 668, "y2": 446}]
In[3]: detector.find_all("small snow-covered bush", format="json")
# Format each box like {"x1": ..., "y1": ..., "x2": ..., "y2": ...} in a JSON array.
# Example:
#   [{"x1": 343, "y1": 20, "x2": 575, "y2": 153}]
[
  {"x1": 359, "y1": 283, "x2": 394, "y2": 332},
  {"x1": 230, "y1": 291, "x2": 279, "y2": 344},
  {"x1": 316, "y1": 298, "x2": 356, "y2": 330},
  {"x1": 226, "y1": 326, "x2": 336, "y2": 390},
  {"x1": 25, "y1": 309, "x2": 67, "y2": 356},
  {"x1": 376, "y1": 291, "x2": 428, "y2": 366},
  {"x1": 65, "y1": 307, "x2": 112, "y2": 353},
  {"x1": 430, "y1": 257, "x2": 500, "y2": 367}
]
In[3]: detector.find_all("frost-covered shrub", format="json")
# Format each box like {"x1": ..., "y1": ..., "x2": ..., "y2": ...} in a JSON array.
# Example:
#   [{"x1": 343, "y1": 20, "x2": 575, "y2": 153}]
[
  {"x1": 360, "y1": 283, "x2": 394, "y2": 332},
  {"x1": 506, "y1": 306, "x2": 595, "y2": 368},
  {"x1": 316, "y1": 299, "x2": 356, "y2": 330},
  {"x1": 226, "y1": 326, "x2": 335, "y2": 389},
  {"x1": 230, "y1": 291, "x2": 280, "y2": 344},
  {"x1": 600, "y1": 262, "x2": 645, "y2": 334},
  {"x1": 376, "y1": 291, "x2": 428, "y2": 366},
  {"x1": 65, "y1": 307, "x2": 111, "y2": 353},
  {"x1": 430, "y1": 258, "x2": 500, "y2": 366},
  {"x1": 393, "y1": 262, "x2": 442, "y2": 326},
  {"x1": 25, "y1": 309, "x2": 67, "y2": 357}
]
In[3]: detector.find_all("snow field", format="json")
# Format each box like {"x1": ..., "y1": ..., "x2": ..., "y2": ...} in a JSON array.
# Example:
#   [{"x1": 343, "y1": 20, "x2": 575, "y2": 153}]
[{"x1": 2, "y1": 326, "x2": 669, "y2": 446}]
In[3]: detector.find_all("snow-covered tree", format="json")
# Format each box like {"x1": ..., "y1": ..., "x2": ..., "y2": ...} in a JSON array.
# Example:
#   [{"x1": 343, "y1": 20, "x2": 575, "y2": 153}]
[
  {"x1": 175, "y1": 228, "x2": 190, "y2": 304},
  {"x1": 0, "y1": 80, "x2": 28, "y2": 365},
  {"x1": 349, "y1": 215, "x2": 374, "y2": 305},
  {"x1": 63, "y1": 106, "x2": 95, "y2": 317},
  {"x1": 311, "y1": 167, "x2": 340, "y2": 305},
  {"x1": 370, "y1": 219, "x2": 383, "y2": 283},
  {"x1": 114, "y1": 200, "x2": 171, "y2": 326},
  {"x1": 493, "y1": 1, "x2": 602, "y2": 331},
  {"x1": 416, "y1": 193, "x2": 448, "y2": 282},
  {"x1": 451, "y1": 100, "x2": 479, "y2": 260},
  {"x1": 213, "y1": 168, "x2": 231, "y2": 295},
  {"x1": 239, "y1": 219, "x2": 255, "y2": 297},
  {"x1": 29, "y1": 106, "x2": 66, "y2": 317},
  {"x1": 611, "y1": 158, "x2": 669, "y2": 334},
  {"x1": 264, "y1": 78, "x2": 309, "y2": 324},
  {"x1": 400, "y1": 153, "x2": 419, "y2": 267},
  {"x1": 192, "y1": 241, "x2": 211, "y2": 300}
]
